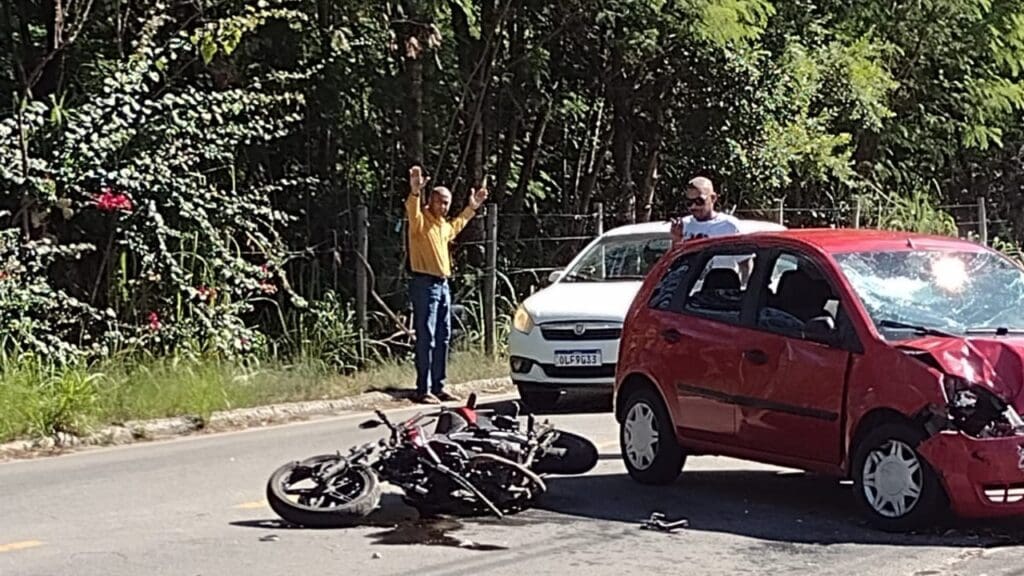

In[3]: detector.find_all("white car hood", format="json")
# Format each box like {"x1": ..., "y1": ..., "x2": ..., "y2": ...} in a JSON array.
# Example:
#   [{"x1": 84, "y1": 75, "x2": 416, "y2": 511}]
[{"x1": 522, "y1": 281, "x2": 642, "y2": 324}]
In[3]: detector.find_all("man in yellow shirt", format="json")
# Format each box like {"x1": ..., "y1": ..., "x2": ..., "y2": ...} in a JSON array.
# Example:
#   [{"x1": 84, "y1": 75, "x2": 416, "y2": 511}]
[{"x1": 406, "y1": 165, "x2": 488, "y2": 404}]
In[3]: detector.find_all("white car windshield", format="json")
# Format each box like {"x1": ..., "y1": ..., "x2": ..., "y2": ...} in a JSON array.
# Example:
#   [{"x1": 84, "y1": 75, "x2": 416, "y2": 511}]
[
  {"x1": 833, "y1": 249, "x2": 1024, "y2": 339},
  {"x1": 562, "y1": 234, "x2": 671, "y2": 282}
]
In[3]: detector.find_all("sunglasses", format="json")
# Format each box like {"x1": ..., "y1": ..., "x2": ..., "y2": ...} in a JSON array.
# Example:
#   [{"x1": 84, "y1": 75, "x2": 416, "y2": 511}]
[{"x1": 685, "y1": 196, "x2": 707, "y2": 207}]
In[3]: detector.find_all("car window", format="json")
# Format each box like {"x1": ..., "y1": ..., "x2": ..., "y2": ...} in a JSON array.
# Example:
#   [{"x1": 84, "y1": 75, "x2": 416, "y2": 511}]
[
  {"x1": 834, "y1": 249, "x2": 1024, "y2": 339},
  {"x1": 647, "y1": 255, "x2": 692, "y2": 311},
  {"x1": 562, "y1": 234, "x2": 671, "y2": 282},
  {"x1": 682, "y1": 252, "x2": 757, "y2": 323},
  {"x1": 756, "y1": 252, "x2": 839, "y2": 336}
]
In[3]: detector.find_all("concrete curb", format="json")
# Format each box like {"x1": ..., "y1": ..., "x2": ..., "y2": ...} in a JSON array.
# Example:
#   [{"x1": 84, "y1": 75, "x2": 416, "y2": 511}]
[{"x1": 0, "y1": 376, "x2": 515, "y2": 462}]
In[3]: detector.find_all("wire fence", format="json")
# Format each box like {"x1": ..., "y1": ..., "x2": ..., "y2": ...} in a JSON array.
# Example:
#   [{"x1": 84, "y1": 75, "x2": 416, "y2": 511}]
[{"x1": 302, "y1": 196, "x2": 1000, "y2": 358}]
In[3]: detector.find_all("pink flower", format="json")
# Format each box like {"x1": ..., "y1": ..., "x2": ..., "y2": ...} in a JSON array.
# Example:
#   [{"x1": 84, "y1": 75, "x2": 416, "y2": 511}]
[
  {"x1": 196, "y1": 286, "x2": 213, "y2": 302},
  {"x1": 259, "y1": 281, "x2": 277, "y2": 295},
  {"x1": 93, "y1": 187, "x2": 133, "y2": 213},
  {"x1": 148, "y1": 311, "x2": 161, "y2": 331}
]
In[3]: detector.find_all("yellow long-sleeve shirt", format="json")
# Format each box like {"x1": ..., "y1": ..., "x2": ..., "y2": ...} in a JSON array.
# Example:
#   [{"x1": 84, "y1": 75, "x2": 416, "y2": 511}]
[{"x1": 406, "y1": 192, "x2": 476, "y2": 278}]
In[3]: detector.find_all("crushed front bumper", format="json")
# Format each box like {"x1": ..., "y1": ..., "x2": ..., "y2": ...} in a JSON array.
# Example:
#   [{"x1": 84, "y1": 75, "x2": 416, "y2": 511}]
[{"x1": 918, "y1": 430, "x2": 1024, "y2": 518}]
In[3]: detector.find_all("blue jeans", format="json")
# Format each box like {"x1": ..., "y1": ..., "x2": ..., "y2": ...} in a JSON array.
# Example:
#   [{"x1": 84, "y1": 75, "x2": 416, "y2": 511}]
[{"x1": 410, "y1": 274, "x2": 451, "y2": 395}]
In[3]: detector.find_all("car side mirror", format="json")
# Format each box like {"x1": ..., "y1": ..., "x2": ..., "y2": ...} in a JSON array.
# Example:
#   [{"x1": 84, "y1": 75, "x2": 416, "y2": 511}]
[
  {"x1": 803, "y1": 316, "x2": 838, "y2": 345},
  {"x1": 548, "y1": 270, "x2": 563, "y2": 284}
]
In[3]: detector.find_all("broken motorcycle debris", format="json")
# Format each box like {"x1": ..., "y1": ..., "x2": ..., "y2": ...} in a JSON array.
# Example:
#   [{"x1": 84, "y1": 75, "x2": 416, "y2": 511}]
[{"x1": 641, "y1": 512, "x2": 690, "y2": 533}]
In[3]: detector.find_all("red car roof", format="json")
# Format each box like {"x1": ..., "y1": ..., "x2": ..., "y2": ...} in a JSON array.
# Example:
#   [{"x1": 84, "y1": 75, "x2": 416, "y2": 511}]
[{"x1": 692, "y1": 227, "x2": 989, "y2": 254}]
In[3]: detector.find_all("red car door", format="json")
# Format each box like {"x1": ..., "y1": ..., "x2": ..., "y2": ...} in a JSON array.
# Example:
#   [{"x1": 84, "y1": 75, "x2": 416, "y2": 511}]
[
  {"x1": 659, "y1": 249, "x2": 761, "y2": 443},
  {"x1": 732, "y1": 249, "x2": 852, "y2": 464}
]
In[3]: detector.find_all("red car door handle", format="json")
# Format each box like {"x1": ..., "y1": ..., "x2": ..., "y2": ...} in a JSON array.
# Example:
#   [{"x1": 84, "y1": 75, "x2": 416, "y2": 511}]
[
  {"x1": 743, "y1": 349, "x2": 768, "y2": 365},
  {"x1": 661, "y1": 329, "x2": 682, "y2": 344}
]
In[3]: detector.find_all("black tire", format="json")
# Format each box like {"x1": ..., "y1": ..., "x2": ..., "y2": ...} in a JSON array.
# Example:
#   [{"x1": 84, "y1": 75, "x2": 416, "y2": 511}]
[
  {"x1": 619, "y1": 386, "x2": 686, "y2": 484},
  {"x1": 265, "y1": 454, "x2": 381, "y2": 528},
  {"x1": 517, "y1": 384, "x2": 560, "y2": 413},
  {"x1": 532, "y1": 431, "x2": 599, "y2": 475},
  {"x1": 851, "y1": 423, "x2": 948, "y2": 532}
]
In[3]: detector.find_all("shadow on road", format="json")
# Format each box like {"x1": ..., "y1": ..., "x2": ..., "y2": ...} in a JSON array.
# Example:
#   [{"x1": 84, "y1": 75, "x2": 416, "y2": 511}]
[
  {"x1": 475, "y1": 396, "x2": 610, "y2": 417},
  {"x1": 537, "y1": 468, "x2": 1024, "y2": 548},
  {"x1": 230, "y1": 493, "x2": 419, "y2": 531}
]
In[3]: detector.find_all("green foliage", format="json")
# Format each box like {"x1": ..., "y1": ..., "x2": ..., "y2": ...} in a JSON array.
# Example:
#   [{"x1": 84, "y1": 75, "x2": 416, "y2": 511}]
[
  {"x1": 861, "y1": 184, "x2": 959, "y2": 236},
  {"x1": 279, "y1": 291, "x2": 375, "y2": 373},
  {"x1": 4, "y1": 0, "x2": 1024, "y2": 389},
  {"x1": 0, "y1": 230, "x2": 113, "y2": 363},
  {"x1": 1, "y1": 3, "x2": 315, "y2": 361},
  {"x1": 687, "y1": 0, "x2": 776, "y2": 46}
]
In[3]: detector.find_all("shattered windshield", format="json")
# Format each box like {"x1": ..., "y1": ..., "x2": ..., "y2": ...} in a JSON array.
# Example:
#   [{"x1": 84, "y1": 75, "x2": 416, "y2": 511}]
[
  {"x1": 563, "y1": 234, "x2": 670, "y2": 282},
  {"x1": 833, "y1": 249, "x2": 1024, "y2": 339}
]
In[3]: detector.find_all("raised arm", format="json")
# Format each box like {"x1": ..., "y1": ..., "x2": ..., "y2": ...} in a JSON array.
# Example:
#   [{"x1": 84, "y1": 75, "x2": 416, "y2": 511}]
[
  {"x1": 405, "y1": 166, "x2": 429, "y2": 232},
  {"x1": 448, "y1": 180, "x2": 489, "y2": 240},
  {"x1": 449, "y1": 206, "x2": 477, "y2": 239}
]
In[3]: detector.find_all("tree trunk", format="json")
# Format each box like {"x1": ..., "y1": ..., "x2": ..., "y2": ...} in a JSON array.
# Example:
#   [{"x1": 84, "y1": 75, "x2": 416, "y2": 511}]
[
  {"x1": 608, "y1": 67, "x2": 635, "y2": 223},
  {"x1": 404, "y1": 59, "x2": 425, "y2": 166},
  {"x1": 3, "y1": 0, "x2": 26, "y2": 87},
  {"x1": 577, "y1": 144, "x2": 608, "y2": 230},
  {"x1": 495, "y1": 112, "x2": 521, "y2": 202},
  {"x1": 450, "y1": 0, "x2": 507, "y2": 190},
  {"x1": 505, "y1": 105, "x2": 551, "y2": 239},
  {"x1": 637, "y1": 102, "x2": 664, "y2": 223},
  {"x1": 34, "y1": 0, "x2": 66, "y2": 97},
  {"x1": 398, "y1": 1, "x2": 426, "y2": 167}
]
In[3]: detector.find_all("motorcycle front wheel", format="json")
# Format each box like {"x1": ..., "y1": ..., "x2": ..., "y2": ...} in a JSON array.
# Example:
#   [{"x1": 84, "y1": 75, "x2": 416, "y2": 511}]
[
  {"x1": 266, "y1": 454, "x2": 381, "y2": 528},
  {"x1": 531, "y1": 431, "x2": 599, "y2": 475}
]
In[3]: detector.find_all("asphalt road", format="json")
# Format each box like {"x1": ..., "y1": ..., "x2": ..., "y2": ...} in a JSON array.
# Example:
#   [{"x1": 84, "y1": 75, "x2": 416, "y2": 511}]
[{"x1": 2, "y1": 394, "x2": 1024, "y2": 576}]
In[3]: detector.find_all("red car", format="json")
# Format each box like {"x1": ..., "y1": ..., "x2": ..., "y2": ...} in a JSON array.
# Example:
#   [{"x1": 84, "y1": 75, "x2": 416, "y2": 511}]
[{"x1": 614, "y1": 229, "x2": 1024, "y2": 531}]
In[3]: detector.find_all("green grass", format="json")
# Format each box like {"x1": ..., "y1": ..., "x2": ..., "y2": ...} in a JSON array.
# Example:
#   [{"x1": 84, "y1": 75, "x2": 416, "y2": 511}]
[{"x1": 0, "y1": 350, "x2": 508, "y2": 444}]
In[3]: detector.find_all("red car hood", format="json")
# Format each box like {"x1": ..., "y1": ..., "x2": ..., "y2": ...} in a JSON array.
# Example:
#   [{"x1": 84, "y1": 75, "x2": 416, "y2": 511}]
[{"x1": 900, "y1": 336, "x2": 1024, "y2": 411}]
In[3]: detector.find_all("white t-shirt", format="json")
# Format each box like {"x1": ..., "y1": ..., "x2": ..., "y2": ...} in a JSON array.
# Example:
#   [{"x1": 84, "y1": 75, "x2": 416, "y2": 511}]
[
  {"x1": 678, "y1": 213, "x2": 748, "y2": 283},
  {"x1": 679, "y1": 213, "x2": 741, "y2": 240}
]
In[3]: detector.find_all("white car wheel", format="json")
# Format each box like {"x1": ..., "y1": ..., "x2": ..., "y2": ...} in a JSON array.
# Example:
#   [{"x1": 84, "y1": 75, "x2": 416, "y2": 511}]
[
  {"x1": 619, "y1": 386, "x2": 685, "y2": 484},
  {"x1": 624, "y1": 402, "x2": 659, "y2": 471},
  {"x1": 852, "y1": 422, "x2": 947, "y2": 532},
  {"x1": 860, "y1": 439, "x2": 923, "y2": 519}
]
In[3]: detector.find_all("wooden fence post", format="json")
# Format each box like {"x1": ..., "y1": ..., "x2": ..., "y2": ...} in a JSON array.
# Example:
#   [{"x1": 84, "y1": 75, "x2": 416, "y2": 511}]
[
  {"x1": 484, "y1": 204, "x2": 498, "y2": 357},
  {"x1": 355, "y1": 205, "x2": 368, "y2": 334},
  {"x1": 854, "y1": 196, "x2": 862, "y2": 229},
  {"x1": 595, "y1": 202, "x2": 604, "y2": 236},
  {"x1": 776, "y1": 198, "x2": 785, "y2": 226},
  {"x1": 977, "y1": 196, "x2": 988, "y2": 245}
]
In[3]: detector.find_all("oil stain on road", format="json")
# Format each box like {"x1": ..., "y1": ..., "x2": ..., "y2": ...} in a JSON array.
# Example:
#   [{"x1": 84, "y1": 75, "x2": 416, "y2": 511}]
[{"x1": 368, "y1": 518, "x2": 507, "y2": 551}]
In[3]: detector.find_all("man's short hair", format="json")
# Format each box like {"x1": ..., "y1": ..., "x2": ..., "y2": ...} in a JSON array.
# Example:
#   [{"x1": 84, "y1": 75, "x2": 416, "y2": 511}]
[{"x1": 686, "y1": 176, "x2": 715, "y2": 196}]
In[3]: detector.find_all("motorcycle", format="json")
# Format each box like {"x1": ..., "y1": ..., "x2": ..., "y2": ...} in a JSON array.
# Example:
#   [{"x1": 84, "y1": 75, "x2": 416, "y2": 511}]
[{"x1": 265, "y1": 394, "x2": 598, "y2": 528}]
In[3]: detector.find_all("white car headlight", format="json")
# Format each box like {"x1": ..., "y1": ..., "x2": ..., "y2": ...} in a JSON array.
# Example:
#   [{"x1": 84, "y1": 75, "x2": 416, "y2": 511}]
[{"x1": 513, "y1": 304, "x2": 535, "y2": 334}]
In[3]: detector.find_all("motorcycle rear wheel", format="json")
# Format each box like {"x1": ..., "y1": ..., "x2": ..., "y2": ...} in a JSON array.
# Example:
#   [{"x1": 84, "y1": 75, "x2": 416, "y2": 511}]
[{"x1": 266, "y1": 454, "x2": 381, "y2": 528}]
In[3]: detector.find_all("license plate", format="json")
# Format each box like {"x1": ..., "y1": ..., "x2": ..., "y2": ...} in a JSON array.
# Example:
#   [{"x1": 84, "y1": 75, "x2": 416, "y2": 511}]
[{"x1": 554, "y1": 350, "x2": 602, "y2": 367}]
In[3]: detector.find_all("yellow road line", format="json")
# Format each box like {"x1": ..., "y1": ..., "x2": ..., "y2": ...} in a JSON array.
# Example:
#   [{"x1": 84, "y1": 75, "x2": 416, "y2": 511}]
[{"x1": 0, "y1": 540, "x2": 43, "y2": 553}]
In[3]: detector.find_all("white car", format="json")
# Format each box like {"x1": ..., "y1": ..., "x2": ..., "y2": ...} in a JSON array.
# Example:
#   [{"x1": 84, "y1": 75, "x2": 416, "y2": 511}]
[{"x1": 508, "y1": 218, "x2": 786, "y2": 410}]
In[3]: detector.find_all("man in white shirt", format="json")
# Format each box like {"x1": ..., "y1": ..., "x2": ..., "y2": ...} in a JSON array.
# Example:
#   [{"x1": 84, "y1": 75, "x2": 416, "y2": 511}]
[
  {"x1": 669, "y1": 176, "x2": 741, "y2": 245},
  {"x1": 670, "y1": 176, "x2": 752, "y2": 283}
]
